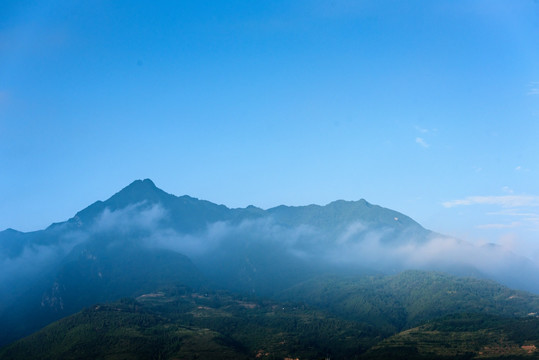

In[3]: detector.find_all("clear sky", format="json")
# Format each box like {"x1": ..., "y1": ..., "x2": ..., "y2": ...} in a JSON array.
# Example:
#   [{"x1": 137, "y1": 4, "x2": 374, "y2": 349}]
[{"x1": 1, "y1": 1, "x2": 538, "y2": 260}]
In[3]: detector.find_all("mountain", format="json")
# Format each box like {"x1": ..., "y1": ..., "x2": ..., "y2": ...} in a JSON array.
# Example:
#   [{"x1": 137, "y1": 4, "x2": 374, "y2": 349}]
[
  {"x1": 2, "y1": 273, "x2": 539, "y2": 360},
  {"x1": 69, "y1": 179, "x2": 235, "y2": 233},
  {"x1": 1, "y1": 179, "x2": 538, "y2": 348}
]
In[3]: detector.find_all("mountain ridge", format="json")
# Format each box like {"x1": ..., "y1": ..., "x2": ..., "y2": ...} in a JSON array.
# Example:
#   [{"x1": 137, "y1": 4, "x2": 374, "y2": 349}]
[
  {"x1": 0, "y1": 179, "x2": 424, "y2": 234},
  {"x1": 1, "y1": 178, "x2": 538, "y2": 348}
]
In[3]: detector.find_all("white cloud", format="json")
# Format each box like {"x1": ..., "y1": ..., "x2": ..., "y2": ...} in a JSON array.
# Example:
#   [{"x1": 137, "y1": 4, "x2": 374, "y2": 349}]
[
  {"x1": 476, "y1": 222, "x2": 521, "y2": 229},
  {"x1": 502, "y1": 186, "x2": 514, "y2": 194},
  {"x1": 337, "y1": 221, "x2": 367, "y2": 244},
  {"x1": 488, "y1": 209, "x2": 539, "y2": 217},
  {"x1": 528, "y1": 82, "x2": 539, "y2": 95},
  {"x1": 514, "y1": 165, "x2": 530, "y2": 172},
  {"x1": 415, "y1": 137, "x2": 429, "y2": 148},
  {"x1": 442, "y1": 195, "x2": 539, "y2": 208},
  {"x1": 415, "y1": 125, "x2": 429, "y2": 133},
  {"x1": 443, "y1": 195, "x2": 539, "y2": 234},
  {"x1": 93, "y1": 202, "x2": 167, "y2": 234}
]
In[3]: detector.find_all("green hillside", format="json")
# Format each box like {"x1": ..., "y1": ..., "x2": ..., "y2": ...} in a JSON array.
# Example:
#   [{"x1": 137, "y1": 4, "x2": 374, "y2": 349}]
[
  {"x1": 364, "y1": 313, "x2": 539, "y2": 359},
  {"x1": 279, "y1": 270, "x2": 539, "y2": 334},
  {"x1": 2, "y1": 271, "x2": 539, "y2": 360},
  {"x1": 0, "y1": 288, "x2": 377, "y2": 360},
  {"x1": 0, "y1": 298, "x2": 246, "y2": 360}
]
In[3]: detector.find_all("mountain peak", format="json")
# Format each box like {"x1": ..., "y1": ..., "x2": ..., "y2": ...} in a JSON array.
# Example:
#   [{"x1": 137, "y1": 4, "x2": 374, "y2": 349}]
[
  {"x1": 72, "y1": 179, "x2": 170, "y2": 225},
  {"x1": 1, "y1": 228, "x2": 23, "y2": 234},
  {"x1": 125, "y1": 178, "x2": 157, "y2": 190},
  {"x1": 107, "y1": 178, "x2": 168, "y2": 207}
]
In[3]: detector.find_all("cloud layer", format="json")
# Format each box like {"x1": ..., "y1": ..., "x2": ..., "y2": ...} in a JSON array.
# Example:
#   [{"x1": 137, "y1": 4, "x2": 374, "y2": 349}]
[{"x1": 2, "y1": 201, "x2": 539, "y2": 301}]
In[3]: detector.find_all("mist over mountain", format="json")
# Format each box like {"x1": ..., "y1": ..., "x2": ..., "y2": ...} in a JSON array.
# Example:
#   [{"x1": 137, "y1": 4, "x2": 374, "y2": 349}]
[{"x1": 1, "y1": 179, "x2": 538, "y2": 347}]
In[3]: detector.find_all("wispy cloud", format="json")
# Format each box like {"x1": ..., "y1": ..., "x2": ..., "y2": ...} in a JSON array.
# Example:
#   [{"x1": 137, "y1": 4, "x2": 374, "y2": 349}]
[
  {"x1": 501, "y1": 186, "x2": 514, "y2": 194},
  {"x1": 442, "y1": 195, "x2": 539, "y2": 208},
  {"x1": 415, "y1": 137, "x2": 430, "y2": 148},
  {"x1": 488, "y1": 209, "x2": 539, "y2": 218},
  {"x1": 528, "y1": 81, "x2": 539, "y2": 95},
  {"x1": 484, "y1": 209, "x2": 539, "y2": 231},
  {"x1": 514, "y1": 165, "x2": 530, "y2": 172},
  {"x1": 443, "y1": 195, "x2": 539, "y2": 233},
  {"x1": 415, "y1": 125, "x2": 429, "y2": 133},
  {"x1": 476, "y1": 222, "x2": 521, "y2": 229}
]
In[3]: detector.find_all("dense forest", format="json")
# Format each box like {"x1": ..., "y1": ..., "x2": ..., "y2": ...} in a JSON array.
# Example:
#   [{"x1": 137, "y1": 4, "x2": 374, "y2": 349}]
[{"x1": 2, "y1": 271, "x2": 539, "y2": 360}]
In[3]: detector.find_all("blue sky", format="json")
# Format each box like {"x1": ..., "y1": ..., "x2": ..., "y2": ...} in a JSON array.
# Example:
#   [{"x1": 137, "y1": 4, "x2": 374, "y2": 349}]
[{"x1": 1, "y1": 1, "x2": 539, "y2": 259}]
